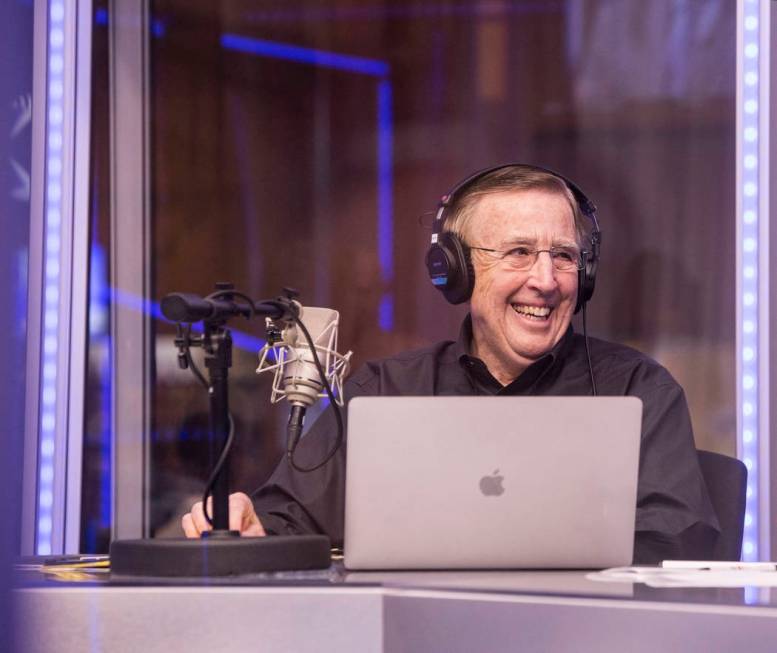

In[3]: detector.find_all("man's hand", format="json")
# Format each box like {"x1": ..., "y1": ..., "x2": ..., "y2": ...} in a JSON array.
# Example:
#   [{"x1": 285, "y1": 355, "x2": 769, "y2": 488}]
[{"x1": 181, "y1": 492, "x2": 266, "y2": 538}]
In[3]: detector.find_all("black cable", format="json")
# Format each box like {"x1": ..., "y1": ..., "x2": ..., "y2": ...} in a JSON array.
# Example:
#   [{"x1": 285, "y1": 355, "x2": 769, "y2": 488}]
[
  {"x1": 175, "y1": 289, "x2": 281, "y2": 526},
  {"x1": 182, "y1": 327, "x2": 209, "y2": 390},
  {"x1": 195, "y1": 289, "x2": 255, "y2": 525},
  {"x1": 582, "y1": 301, "x2": 597, "y2": 396},
  {"x1": 177, "y1": 289, "x2": 343, "y2": 509},
  {"x1": 286, "y1": 405, "x2": 305, "y2": 458},
  {"x1": 202, "y1": 413, "x2": 236, "y2": 527},
  {"x1": 286, "y1": 314, "x2": 345, "y2": 473}
]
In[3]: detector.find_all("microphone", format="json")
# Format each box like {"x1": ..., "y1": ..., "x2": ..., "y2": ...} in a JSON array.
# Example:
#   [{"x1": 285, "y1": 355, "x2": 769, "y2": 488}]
[
  {"x1": 161, "y1": 291, "x2": 298, "y2": 323},
  {"x1": 161, "y1": 293, "x2": 246, "y2": 323},
  {"x1": 256, "y1": 305, "x2": 352, "y2": 458}
]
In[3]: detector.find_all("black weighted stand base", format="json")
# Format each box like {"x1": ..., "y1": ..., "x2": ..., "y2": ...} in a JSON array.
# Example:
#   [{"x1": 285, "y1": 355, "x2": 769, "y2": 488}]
[{"x1": 110, "y1": 535, "x2": 331, "y2": 577}]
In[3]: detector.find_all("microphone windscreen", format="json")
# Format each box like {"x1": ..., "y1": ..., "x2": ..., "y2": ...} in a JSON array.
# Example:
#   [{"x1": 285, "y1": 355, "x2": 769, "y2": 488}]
[{"x1": 297, "y1": 307, "x2": 339, "y2": 347}]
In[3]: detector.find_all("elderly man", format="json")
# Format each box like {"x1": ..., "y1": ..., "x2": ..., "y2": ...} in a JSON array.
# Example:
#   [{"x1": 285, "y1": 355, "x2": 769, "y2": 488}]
[{"x1": 183, "y1": 164, "x2": 719, "y2": 564}]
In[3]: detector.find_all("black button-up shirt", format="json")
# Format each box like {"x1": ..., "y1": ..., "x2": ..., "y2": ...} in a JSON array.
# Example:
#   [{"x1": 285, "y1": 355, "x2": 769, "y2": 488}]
[{"x1": 254, "y1": 318, "x2": 720, "y2": 564}]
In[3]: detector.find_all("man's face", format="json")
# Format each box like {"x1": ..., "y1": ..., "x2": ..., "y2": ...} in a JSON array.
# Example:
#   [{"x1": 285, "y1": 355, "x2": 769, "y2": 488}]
[{"x1": 467, "y1": 189, "x2": 579, "y2": 384}]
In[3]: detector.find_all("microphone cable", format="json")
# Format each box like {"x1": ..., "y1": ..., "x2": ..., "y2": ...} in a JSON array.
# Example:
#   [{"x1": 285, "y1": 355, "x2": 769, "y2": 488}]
[
  {"x1": 284, "y1": 313, "x2": 345, "y2": 473},
  {"x1": 172, "y1": 288, "x2": 347, "y2": 527},
  {"x1": 176, "y1": 289, "x2": 259, "y2": 523},
  {"x1": 175, "y1": 323, "x2": 237, "y2": 527},
  {"x1": 178, "y1": 323, "x2": 209, "y2": 390},
  {"x1": 175, "y1": 327, "x2": 238, "y2": 527},
  {"x1": 201, "y1": 414, "x2": 235, "y2": 527}
]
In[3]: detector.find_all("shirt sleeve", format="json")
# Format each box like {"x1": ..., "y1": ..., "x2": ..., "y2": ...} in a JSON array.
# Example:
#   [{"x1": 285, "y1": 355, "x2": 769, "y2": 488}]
[
  {"x1": 251, "y1": 364, "x2": 379, "y2": 546},
  {"x1": 627, "y1": 364, "x2": 721, "y2": 563}
]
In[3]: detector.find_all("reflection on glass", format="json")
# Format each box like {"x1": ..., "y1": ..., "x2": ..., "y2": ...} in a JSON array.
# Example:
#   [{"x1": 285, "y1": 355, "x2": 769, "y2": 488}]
[
  {"x1": 81, "y1": 3, "x2": 112, "y2": 552},
  {"x1": 139, "y1": 1, "x2": 736, "y2": 538},
  {"x1": 1, "y1": 0, "x2": 34, "y2": 562}
]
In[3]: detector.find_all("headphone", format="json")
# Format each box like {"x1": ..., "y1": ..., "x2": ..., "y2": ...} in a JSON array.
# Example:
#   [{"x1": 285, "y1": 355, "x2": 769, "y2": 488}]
[{"x1": 425, "y1": 164, "x2": 602, "y2": 314}]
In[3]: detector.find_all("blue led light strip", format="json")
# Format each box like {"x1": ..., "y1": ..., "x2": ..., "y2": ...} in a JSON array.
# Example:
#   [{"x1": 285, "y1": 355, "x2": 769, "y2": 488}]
[
  {"x1": 377, "y1": 79, "x2": 394, "y2": 331},
  {"x1": 36, "y1": 0, "x2": 68, "y2": 555},
  {"x1": 737, "y1": 0, "x2": 770, "y2": 562},
  {"x1": 220, "y1": 34, "x2": 395, "y2": 330},
  {"x1": 221, "y1": 34, "x2": 389, "y2": 77}
]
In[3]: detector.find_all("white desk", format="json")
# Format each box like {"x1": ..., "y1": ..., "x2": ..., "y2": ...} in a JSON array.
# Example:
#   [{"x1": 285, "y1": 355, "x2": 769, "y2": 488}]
[{"x1": 15, "y1": 566, "x2": 777, "y2": 652}]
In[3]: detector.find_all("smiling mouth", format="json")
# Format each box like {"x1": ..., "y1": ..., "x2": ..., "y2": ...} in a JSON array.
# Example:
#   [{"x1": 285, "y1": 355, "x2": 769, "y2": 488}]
[{"x1": 512, "y1": 304, "x2": 552, "y2": 320}]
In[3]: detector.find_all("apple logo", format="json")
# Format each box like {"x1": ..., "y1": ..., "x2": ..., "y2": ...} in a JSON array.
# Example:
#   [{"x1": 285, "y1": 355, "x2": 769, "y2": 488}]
[{"x1": 479, "y1": 469, "x2": 505, "y2": 496}]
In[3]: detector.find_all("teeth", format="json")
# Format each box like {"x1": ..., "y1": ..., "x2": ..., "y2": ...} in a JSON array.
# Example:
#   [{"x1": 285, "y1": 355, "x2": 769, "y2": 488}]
[{"x1": 513, "y1": 305, "x2": 551, "y2": 318}]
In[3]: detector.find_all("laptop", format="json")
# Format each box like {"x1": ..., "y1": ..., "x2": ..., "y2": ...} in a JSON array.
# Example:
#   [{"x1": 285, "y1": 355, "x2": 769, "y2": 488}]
[{"x1": 344, "y1": 396, "x2": 642, "y2": 570}]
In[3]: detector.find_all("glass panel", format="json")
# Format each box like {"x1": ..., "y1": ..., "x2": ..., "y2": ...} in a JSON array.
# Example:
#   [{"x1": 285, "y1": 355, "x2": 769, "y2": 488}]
[
  {"x1": 1, "y1": 0, "x2": 33, "y2": 606},
  {"x1": 147, "y1": 0, "x2": 736, "y2": 537},
  {"x1": 80, "y1": 1, "x2": 113, "y2": 553}
]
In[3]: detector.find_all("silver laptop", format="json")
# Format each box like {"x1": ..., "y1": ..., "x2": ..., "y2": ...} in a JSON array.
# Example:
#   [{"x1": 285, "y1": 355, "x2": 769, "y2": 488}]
[{"x1": 344, "y1": 396, "x2": 642, "y2": 570}]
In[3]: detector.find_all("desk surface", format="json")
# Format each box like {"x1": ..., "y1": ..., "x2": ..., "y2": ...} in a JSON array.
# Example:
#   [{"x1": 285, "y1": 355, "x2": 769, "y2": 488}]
[
  {"x1": 17, "y1": 561, "x2": 777, "y2": 607},
  {"x1": 14, "y1": 562, "x2": 777, "y2": 653}
]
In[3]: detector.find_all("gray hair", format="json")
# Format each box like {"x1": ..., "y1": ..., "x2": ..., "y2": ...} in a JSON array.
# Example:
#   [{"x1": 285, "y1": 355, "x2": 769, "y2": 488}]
[{"x1": 443, "y1": 165, "x2": 590, "y2": 249}]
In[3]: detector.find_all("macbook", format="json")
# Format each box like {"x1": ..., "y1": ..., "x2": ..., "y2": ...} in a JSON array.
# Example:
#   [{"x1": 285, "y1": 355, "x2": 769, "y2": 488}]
[{"x1": 344, "y1": 396, "x2": 642, "y2": 570}]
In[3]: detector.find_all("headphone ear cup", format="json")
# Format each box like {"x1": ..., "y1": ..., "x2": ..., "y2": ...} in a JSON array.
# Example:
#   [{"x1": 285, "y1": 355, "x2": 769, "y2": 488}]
[
  {"x1": 452, "y1": 236, "x2": 475, "y2": 304},
  {"x1": 575, "y1": 253, "x2": 598, "y2": 313},
  {"x1": 425, "y1": 233, "x2": 474, "y2": 305}
]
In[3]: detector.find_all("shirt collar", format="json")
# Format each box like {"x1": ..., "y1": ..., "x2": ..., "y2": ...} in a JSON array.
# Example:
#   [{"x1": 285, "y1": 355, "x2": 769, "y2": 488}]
[{"x1": 456, "y1": 314, "x2": 574, "y2": 392}]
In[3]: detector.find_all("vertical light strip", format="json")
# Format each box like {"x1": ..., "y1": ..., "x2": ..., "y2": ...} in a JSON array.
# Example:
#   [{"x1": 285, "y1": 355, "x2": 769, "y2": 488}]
[
  {"x1": 31, "y1": 0, "x2": 92, "y2": 555},
  {"x1": 377, "y1": 78, "x2": 394, "y2": 331},
  {"x1": 35, "y1": 0, "x2": 67, "y2": 556},
  {"x1": 755, "y1": 0, "x2": 771, "y2": 563},
  {"x1": 737, "y1": 0, "x2": 770, "y2": 562}
]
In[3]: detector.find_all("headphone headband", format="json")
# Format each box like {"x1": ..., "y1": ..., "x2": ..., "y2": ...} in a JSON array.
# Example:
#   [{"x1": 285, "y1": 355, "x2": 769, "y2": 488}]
[{"x1": 425, "y1": 163, "x2": 602, "y2": 312}]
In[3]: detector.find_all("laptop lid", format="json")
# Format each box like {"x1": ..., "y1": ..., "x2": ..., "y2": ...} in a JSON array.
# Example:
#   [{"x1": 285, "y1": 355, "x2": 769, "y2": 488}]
[{"x1": 344, "y1": 396, "x2": 642, "y2": 570}]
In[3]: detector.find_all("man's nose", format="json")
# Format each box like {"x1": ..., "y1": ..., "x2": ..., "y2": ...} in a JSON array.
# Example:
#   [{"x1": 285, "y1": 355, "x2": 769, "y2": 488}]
[{"x1": 526, "y1": 251, "x2": 558, "y2": 291}]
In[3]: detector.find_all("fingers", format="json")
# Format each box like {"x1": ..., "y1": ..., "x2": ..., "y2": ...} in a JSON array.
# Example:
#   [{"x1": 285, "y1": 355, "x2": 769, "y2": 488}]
[
  {"x1": 181, "y1": 508, "x2": 201, "y2": 539},
  {"x1": 182, "y1": 493, "x2": 266, "y2": 538},
  {"x1": 229, "y1": 492, "x2": 266, "y2": 537},
  {"x1": 228, "y1": 493, "x2": 250, "y2": 532},
  {"x1": 193, "y1": 497, "x2": 213, "y2": 533},
  {"x1": 181, "y1": 512, "x2": 198, "y2": 538},
  {"x1": 182, "y1": 498, "x2": 213, "y2": 538}
]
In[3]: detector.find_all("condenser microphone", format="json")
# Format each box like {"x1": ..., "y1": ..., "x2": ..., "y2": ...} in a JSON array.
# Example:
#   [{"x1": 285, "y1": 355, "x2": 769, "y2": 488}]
[{"x1": 256, "y1": 305, "x2": 352, "y2": 459}]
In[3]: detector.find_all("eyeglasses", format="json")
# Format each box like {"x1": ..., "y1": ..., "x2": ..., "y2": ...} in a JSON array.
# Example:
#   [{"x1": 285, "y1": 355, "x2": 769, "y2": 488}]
[{"x1": 470, "y1": 245, "x2": 585, "y2": 272}]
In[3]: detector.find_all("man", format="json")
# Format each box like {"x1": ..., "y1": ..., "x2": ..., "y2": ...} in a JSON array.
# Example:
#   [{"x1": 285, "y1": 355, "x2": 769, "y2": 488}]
[{"x1": 183, "y1": 164, "x2": 719, "y2": 563}]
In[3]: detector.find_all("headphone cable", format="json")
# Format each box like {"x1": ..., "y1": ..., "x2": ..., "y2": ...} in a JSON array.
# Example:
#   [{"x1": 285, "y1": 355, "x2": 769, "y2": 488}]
[{"x1": 581, "y1": 301, "x2": 597, "y2": 396}]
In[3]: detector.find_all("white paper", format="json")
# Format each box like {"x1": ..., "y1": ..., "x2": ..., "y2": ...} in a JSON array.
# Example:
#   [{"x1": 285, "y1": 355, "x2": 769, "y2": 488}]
[{"x1": 587, "y1": 565, "x2": 777, "y2": 588}]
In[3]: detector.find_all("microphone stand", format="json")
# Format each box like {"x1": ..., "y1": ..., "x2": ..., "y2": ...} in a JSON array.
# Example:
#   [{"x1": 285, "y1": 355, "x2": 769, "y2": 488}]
[
  {"x1": 110, "y1": 284, "x2": 331, "y2": 577},
  {"x1": 200, "y1": 314, "x2": 233, "y2": 536}
]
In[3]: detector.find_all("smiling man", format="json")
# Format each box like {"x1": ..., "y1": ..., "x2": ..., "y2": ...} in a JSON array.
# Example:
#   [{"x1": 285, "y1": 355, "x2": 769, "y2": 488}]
[
  {"x1": 183, "y1": 164, "x2": 720, "y2": 564},
  {"x1": 463, "y1": 188, "x2": 581, "y2": 384}
]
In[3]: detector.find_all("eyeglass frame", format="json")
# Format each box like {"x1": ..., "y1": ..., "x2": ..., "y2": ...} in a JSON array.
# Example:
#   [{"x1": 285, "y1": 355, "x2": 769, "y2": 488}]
[{"x1": 468, "y1": 244, "x2": 589, "y2": 272}]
